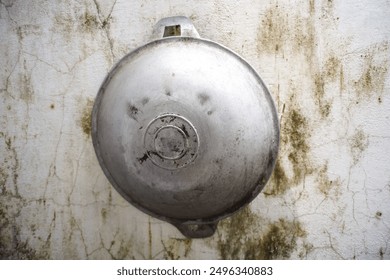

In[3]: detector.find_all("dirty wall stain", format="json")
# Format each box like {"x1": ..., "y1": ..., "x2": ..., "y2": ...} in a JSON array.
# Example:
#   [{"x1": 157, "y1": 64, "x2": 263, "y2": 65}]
[
  {"x1": 258, "y1": 3, "x2": 388, "y2": 204},
  {"x1": 264, "y1": 95, "x2": 312, "y2": 196},
  {"x1": 258, "y1": 2, "x2": 348, "y2": 197},
  {"x1": 257, "y1": 3, "x2": 315, "y2": 59},
  {"x1": 316, "y1": 163, "x2": 341, "y2": 197},
  {"x1": 349, "y1": 129, "x2": 369, "y2": 165},
  {"x1": 162, "y1": 238, "x2": 193, "y2": 260},
  {"x1": 52, "y1": 2, "x2": 115, "y2": 64},
  {"x1": 353, "y1": 42, "x2": 389, "y2": 101},
  {"x1": 215, "y1": 207, "x2": 307, "y2": 259},
  {"x1": 0, "y1": 193, "x2": 50, "y2": 259},
  {"x1": 114, "y1": 239, "x2": 134, "y2": 259},
  {"x1": 1, "y1": 134, "x2": 20, "y2": 196},
  {"x1": 80, "y1": 98, "x2": 94, "y2": 137}
]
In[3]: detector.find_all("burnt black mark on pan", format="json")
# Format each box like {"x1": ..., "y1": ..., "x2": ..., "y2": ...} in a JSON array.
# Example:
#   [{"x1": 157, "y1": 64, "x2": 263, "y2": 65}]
[
  {"x1": 168, "y1": 116, "x2": 176, "y2": 123},
  {"x1": 127, "y1": 103, "x2": 139, "y2": 121},
  {"x1": 197, "y1": 93, "x2": 210, "y2": 105},
  {"x1": 207, "y1": 110, "x2": 213, "y2": 115},
  {"x1": 137, "y1": 153, "x2": 148, "y2": 164},
  {"x1": 165, "y1": 91, "x2": 171, "y2": 96},
  {"x1": 149, "y1": 150, "x2": 164, "y2": 159},
  {"x1": 180, "y1": 125, "x2": 189, "y2": 137}
]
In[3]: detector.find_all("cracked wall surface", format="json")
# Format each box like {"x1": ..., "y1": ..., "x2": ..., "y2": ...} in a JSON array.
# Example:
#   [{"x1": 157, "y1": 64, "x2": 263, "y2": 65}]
[{"x1": 1, "y1": 0, "x2": 390, "y2": 259}]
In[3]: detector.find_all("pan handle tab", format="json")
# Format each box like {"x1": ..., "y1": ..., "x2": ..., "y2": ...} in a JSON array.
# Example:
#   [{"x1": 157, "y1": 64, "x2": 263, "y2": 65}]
[
  {"x1": 174, "y1": 222, "x2": 218, "y2": 238},
  {"x1": 152, "y1": 16, "x2": 200, "y2": 40}
]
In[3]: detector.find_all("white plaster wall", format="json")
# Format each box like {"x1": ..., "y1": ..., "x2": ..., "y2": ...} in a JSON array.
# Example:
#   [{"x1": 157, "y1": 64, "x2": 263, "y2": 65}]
[{"x1": 1, "y1": 0, "x2": 389, "y2": 259}]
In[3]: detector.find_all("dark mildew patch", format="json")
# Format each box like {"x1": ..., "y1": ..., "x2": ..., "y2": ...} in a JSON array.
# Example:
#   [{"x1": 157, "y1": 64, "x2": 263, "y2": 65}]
[
  {"x1": 101, "y1": 208, "x2": 107, "y2": 221},
  {"x1": 313, "y1": 73, "x2": 331, "y2": 118},
  {"x1": 265, "y1": 160, "x2": 288, "y2": 196},
  {"x1": 316, "y1": 163, "x2": 341, "y2": 197},
  {"x1": 265, "y1": 103, "x2": 312, "y2": 196},
  {"x1": 54, "y1": 9, "x2": 107, "y2": 37},
  {"x1": 258, "y1": 3, "x2": 346, "y2": 122},
  {"x1": 80, "y1": 98, "x2": 94, "y2": 136},
  {"x1": 285, "y1": 109, "x2": 310, "y2": 174},
  {"x1": 349, "y1": 129, "x2": 369, "y2": 165},
  {"x1": 0, "y1": 194, "x2": 49, "y2": 259},
  {"x1": 215, "y1": 207, "x2": 307, "y2": 259},
  {"x1": 162, "y1": 238, "x2": 193, "y2": 260},
  {"x1": 312, "y1": 55, "x2": 343, "y2": 119},
  {"x1": 353, "y1": 42, "x2": 389, "y2": 100},
  {"x1": 20, "y1": 71, "x2": 34, "y2": 104},
  {"x1": 324, "y1": 56, "x2": 341, "y2": 80},
  {"x1": 257, "y1": 3, "x2": 315, "y2": 58},
  {"x1": 114, "y1": 239, "x2": 134, "y2": 259},
  {"x1": 79, "y1": 12, "x2": 100, "y2": 33}
]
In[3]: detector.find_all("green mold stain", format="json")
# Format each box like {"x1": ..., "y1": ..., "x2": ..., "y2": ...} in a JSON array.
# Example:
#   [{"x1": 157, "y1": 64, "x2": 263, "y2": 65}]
[
  {"x1": 264, "y1": 107, "x2": 311, "y2": 196},
  {"x1": 80, "y1": 98, "x2": 93, "y2": 137},
  {"x1": 162, "y1": 238, "x2": 193, "y2": 260},
  {"x1": 216, "y1": 207, "x2": 306, "y2": 259}
]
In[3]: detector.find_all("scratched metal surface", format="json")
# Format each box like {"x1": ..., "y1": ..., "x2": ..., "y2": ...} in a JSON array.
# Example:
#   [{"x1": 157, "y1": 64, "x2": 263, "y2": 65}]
[{"x1": 0, "y1": 0, "x2": 389, "y2": 259}]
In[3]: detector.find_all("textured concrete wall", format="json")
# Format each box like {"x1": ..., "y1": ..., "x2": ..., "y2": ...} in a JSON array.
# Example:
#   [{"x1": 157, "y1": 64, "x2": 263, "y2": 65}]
[{"x1": 1, "y1": 0, "x2": 389, "y2": 259}]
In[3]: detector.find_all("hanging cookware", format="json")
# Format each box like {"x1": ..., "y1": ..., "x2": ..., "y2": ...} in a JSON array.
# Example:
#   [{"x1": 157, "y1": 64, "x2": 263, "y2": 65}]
[{"x1": 92, "y1": 16, "x2": 279, "y2": 238}]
